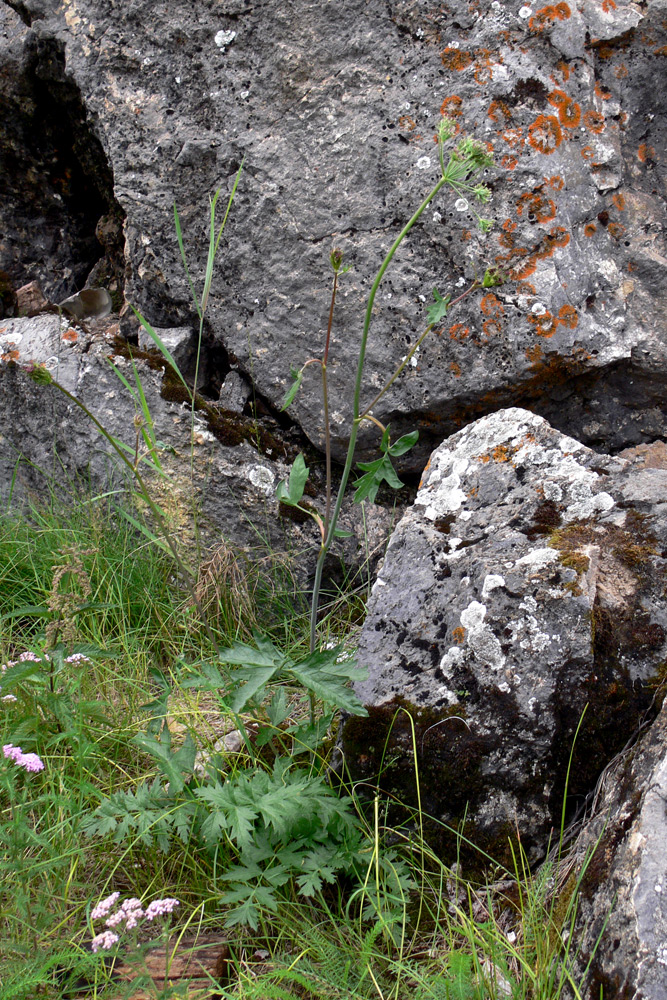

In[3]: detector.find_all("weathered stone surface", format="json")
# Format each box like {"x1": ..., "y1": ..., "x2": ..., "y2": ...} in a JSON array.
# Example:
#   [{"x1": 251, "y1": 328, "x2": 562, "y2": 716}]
[
  {"x1": 0, "y1": 314, "x2": 396, "y2": 582},
  {"x1": 340, "y1": 407, "x2": 667, "y2": 863},
  {"x1": 567, "y1": 701, "x2": 667, "y2": 1000},
  {"x1": 1, "y1": 0, "x2": 665, "y2": 469}
]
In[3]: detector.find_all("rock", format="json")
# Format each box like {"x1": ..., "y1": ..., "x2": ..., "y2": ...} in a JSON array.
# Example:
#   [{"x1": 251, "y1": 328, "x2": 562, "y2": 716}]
[
  {"x1": 566, "y1": 700, "x2": 667, "y2": 999},
  {"x1": 15, "y1": 280, "x2": 49, "y2": 316},
  {"x1": 2, "y1": 0, "x2": 665, "y2": 469},
  {"x1": 0, "y1": 314, "x2": 396, "y2": 584},
  {"x1": 218, "y1": 370, "x2": 252, "y2": 414},
  {"x1": 339, "y1": 407, "x2": 667, "y2": 865},
  {"x1": 137, "y1": 324, "x2": 194, "y2": 374}
]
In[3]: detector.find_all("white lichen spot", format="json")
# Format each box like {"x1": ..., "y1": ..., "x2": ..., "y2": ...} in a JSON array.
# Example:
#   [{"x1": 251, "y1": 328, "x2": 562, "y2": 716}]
[
  {"x1": 531, "y1": 302, "x2": 546, "y2": 316},
  {"x1": 565, "y1": 491, "x2": 615, "y2": 522},
  {"x1": 482, "y1": 574, "x2": 505, "y2": 598},
  {"x1": 440, "y1": 646, "x2": 464, "y2": 674},
  {"x1": 460, "y1": 510, "x2": 472, "y2": 521},
  {"x1": 248, "y1": 465, "x2": 274, "y2": 494},
  {"x1": 460, "y1": 601, "x2": 486, "y2": 629},
  {"x1": 0, "y1": 332, "x2": 22, "y2": 345},
  {"x1": 542, "y1": 480, "x2": 563, "y2": 501},
  {"x1": 519, "y1": 595, "x2": 538, "y2": 612},
  {"x1": 446, "y1": 40, "x2": 460, "y2": 48},
  {"x1": 498, "y1": 681, "x2": 511, "y2": 693},
  {"x1": 214, "y1": 29, "x2": 237, "y2": 49},
  {"x1": 455, "y1": 198, "x2": 469, "y2": 212},
  {"x1": 416, "y1": 156, "x2": 431, "y2": 170},
  {"x1": 514, "y1": 548, "x2": 560, "y2": 571},
  {"x1": 469, "y1": 627, "x2": 505, "y2": 671},
  {"x1": 519, "y1": 5, "x2": 532, "y2": 17},
  {"x1": 432, "y1": 211, "x2": 442, "y2": 223}
]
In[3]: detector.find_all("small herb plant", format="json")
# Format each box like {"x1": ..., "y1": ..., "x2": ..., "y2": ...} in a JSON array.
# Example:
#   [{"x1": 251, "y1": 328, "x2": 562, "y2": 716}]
[{"x1": 276, "y1": 117, "x2": 503, "y2": 651}]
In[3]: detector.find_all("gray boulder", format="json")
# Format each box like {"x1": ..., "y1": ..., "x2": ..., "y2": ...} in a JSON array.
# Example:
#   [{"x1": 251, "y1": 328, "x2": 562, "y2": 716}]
[
  {"x1": 1, "y1": 0, "x2": 665, "y2": 469},
  {"x1": 340, "y1": 407, "x2": 667, "y2": 864},
  {"x1": 567, "y1": 700, "x2": 667, "y2": 999}
]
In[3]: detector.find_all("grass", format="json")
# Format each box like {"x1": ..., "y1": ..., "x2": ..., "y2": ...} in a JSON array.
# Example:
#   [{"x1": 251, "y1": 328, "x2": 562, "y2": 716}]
[{"x1": 0, "y1": 490, "x2": 599, "y2": 1000}]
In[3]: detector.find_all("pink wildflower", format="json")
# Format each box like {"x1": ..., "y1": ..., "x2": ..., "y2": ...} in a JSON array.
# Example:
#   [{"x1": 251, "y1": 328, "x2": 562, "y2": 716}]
[
  {"x1": 2, "y1": 695, "x2": 18, "y2": 703},
  {"x1": 91, "y1": 930, "x2": 119, "y2": 953},
  {"x1": 91, "y1": 891, "x2": 120, "y2": 921},
  {"x1": 144, "y1": 898, "x2": 180, "y2": 921},
  {"x1": 3, "y1": 744, "x2": 23, "y2": 762},
  {"x1": 19, "y1": 752, "x2": 45, "y2": 772}
]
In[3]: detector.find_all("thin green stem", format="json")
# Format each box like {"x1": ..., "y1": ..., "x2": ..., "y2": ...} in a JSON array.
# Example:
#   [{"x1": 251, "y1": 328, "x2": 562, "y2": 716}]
[
  {"x1": 322, "y1": 270, "x2": 339, "y2": 537},
  {"x1": 308, "y1": 175, "x2": 448, "y2": 652}
]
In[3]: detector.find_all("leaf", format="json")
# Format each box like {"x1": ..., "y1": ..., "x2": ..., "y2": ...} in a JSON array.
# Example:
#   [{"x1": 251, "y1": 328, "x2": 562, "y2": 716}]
[
  {"x1": 387, "y1": 430, "x2": 419, "y2": 457},
  {"x1": 333, "y1": 526, "x2": 353, "y2": 538},
  {"x1": 426, "y1": 287, "x2": 452, "y2": 325},
  {"x1": 289, "y1": 648, "x2": 368, "y2": 715},
  {"x1": 277, "y1": 454, "x2": 309, "y2": 506},
  {"x1": 353, "y1": 454, "x2": 404, "y2": 504},
  {"x1": 131, "y1": 308, "x2": 192, "y2": 395},
  {"x1": 280, "y1": 366, "x2": 303, "y2": 410}
]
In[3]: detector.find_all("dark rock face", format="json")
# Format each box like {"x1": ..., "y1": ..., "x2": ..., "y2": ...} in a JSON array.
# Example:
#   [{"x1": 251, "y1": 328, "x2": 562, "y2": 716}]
[
  {"x1": 0, "y1": 5, "x2": 125, "y2": 304},
  {"x1": 568, "y1": 702, "x2": 667, "y2": 1000},
  {"x1": 1, "y1": 0, "x2": 664, "y2": 463},
  {"x1": 340, "y1": 408, "x2": 667, "y2": 864}
]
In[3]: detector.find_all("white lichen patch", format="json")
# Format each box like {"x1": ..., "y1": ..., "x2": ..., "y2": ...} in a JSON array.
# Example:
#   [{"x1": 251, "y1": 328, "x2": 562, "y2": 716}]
[
  {"x1": 460, "y1": 601, "x2": 505, "y2": 672},
  {"x1": 247, "y1": 464, "x2": 274, "y2": 493},
  {"x1": 482, "y1": 574, "x2": 505, "y2": 597},
  {"x1": 214, "y1": 29, "x2": 237, "y2": 50},
  {"x1": 514, "y1": 548, "x2": 560, "y2": 571}
]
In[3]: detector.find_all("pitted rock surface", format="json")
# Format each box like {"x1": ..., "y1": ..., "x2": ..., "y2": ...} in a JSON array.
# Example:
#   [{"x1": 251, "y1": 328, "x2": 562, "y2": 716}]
[
  {"x1": 567, "y1": 701, "x2": 667, "y2": 1000},
  {"x1": 340, "y1": 407, "x2": 667, "y2": 862},
  {"x1": 1, "y1": 0, "x2": 665, "y2": 466}
]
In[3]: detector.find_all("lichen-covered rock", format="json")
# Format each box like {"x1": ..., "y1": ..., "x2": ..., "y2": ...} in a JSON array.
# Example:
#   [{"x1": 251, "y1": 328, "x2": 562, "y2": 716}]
[
  {"x1": 1, "y1": 0, "x2": 665, "y2": 468},
  {"x1": 0, "y1": 314, "x2": 394, "y2": 580},
  {"x1": 340, "y1": 407, "x2": 667, "y2": 864},
  {"x1": 566, "y1": 700, "x2": 667, "y2": 1000}
]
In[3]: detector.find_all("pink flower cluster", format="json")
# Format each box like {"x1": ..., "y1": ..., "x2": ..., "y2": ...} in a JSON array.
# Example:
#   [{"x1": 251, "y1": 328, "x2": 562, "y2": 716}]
[
  {"x1": 1, "y1": 650, "x2": 92, "y2": 705},
  {"x1": 3, "y1": 744, "x2": 44, "y2": 772},
  {"x1": 89, "y1": 893, "x2": 180, "y2": 951}
]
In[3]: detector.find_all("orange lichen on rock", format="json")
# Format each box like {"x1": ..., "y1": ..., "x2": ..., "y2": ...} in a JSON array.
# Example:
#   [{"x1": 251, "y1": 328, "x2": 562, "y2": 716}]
[
  {"x1": 516, "y1": 190, "x2": 557, "y2": 223},
  {"x1": 398, "y1": 115, "x2": 417, "y2": 130},
  {"x1": 528, "y1": 310, "x2": 559, "y2": 337},
  {"x1": 584, "y1": 223, "x2": 597, "y2": 237},
  {"x1": 62, "y1": 328, "x2": 78, "y2": 342},
  {"x1": 449, "y1": 323, "x2": 470, "y2": 341},
  {"x1": 492, "y1": 445, "x2": 512, "y2": 462},
  {"x1": 441, "y1": 48, "x2": 473, "y2": 71},
  {"x1": 548, "y1": 88, "x2": 582, "y2": 128},
  {"x1": 449, "y1": 361, "x2": 462, "y2": 377},
  {"x1": 440, "y1": 96, "x2": 463, "y2": 119},
  {"x1": 529, "y1": 3, "x2": 571, "y2": 31},
  {"x1": 502, "y1": 155, "x2": 519, "y2": 170},
  {"x1": 584, "y1": 110, "x2": 606, "y2": 134},
  {"x1": 527, "y1": 115, "x2": 563, "y2": 154},
  {"x1": 480, "y1": 293, "x2": 505, "y2": 318},
  {"x1": 488, "y1": 99, "x2": 512, "y2": 123},
  {"x1": 638, "y1": 143, "x2": 655, "y2": 162},
  {"x1": 557, "y1": 304, "x2": 578, "y2": 328},
  {"x1": 525, "y1": 343, "x2": 544, "y2": 364},
  {"x1": 611, "y1": 192, "x2": 626, "y2": 211},
  {"x1": 607, "y1": 221, "x2": 626, "y2": 239}
]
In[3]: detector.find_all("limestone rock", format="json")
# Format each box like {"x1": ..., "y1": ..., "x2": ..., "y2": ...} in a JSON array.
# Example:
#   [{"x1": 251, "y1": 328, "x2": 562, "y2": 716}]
[
  {"x1": 340, "y1": 408, "x2": 667, "y2": 864},
  {"x1": 1, "y1": 0, "x2": 665, "y2": 469},
  {"x1": 567, "y1": 701, "x2": 667, "y2": 999}
]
